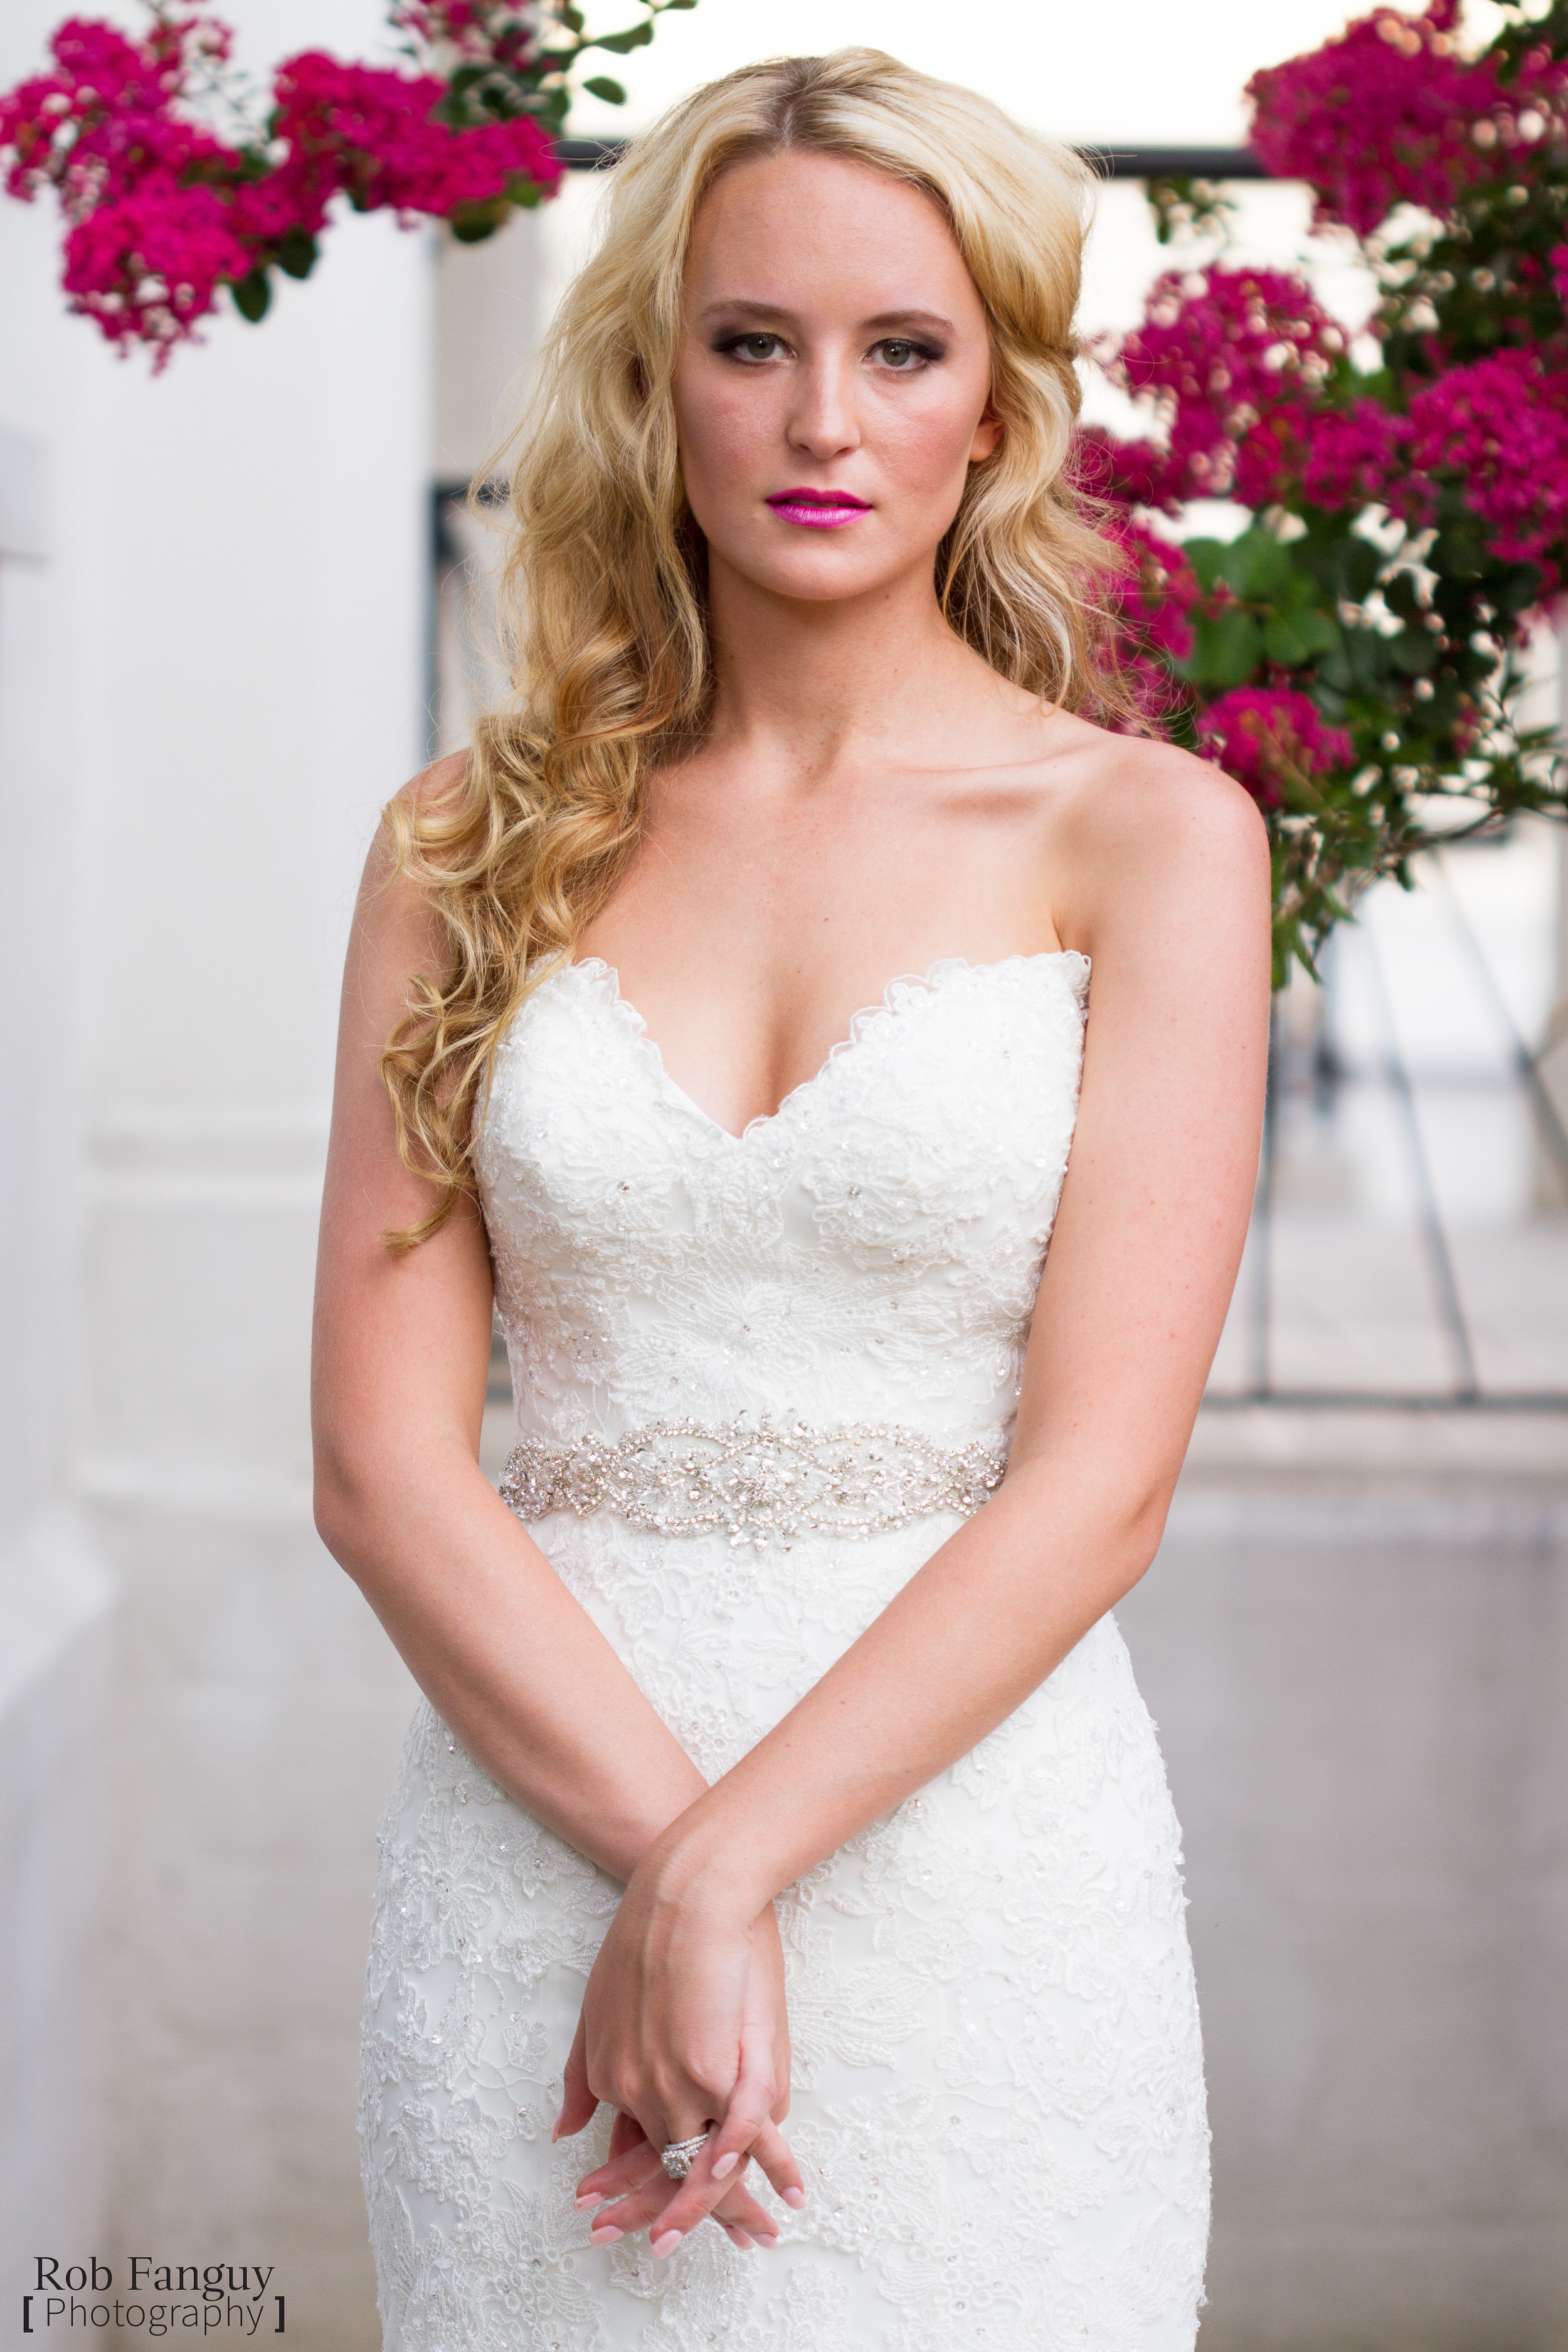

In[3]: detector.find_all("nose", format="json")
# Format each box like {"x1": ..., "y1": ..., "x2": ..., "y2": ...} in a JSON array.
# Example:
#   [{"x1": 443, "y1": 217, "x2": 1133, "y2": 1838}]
[{"x1": 786, "y1": 350, "x2": 860, "y2": 463}]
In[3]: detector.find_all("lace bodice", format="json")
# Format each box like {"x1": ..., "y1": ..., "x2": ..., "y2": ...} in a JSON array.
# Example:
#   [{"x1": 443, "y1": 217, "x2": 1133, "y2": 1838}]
[{"x1": 475, "y1": 951, "x2": 1091, "y2": 1445}]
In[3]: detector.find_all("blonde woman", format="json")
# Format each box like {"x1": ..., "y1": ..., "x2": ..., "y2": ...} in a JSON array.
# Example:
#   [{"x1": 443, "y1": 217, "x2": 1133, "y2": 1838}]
[{"x1": 314, "y1": 48, "x2": 1269, "y2": 2351}]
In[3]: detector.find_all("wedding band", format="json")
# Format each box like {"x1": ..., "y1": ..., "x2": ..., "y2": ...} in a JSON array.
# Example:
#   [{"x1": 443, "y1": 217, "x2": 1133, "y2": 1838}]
[{"x1": 660, "y1": 2132, "x2": 710, "y2": 2181}]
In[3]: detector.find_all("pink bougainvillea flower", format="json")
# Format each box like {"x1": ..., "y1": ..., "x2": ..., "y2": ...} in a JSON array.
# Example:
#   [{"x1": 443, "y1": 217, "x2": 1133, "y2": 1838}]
[
  {"x1": 1246, "y1": 1, "x2": 1509, "y2": 236},
  {"x1": 272, "y1": 51, "x2": 561, "y2": 222},
  {"x1": 1108, "y1": 267, "x2": 1347, "y2": 503},
  {"x1": 1397, "y1": 349, "x2": 1568, "y2": 566},
  {"x1": 0, "y1": 8, "x2": 564, "y2": 362},
  {"x1": 390, "y1": 3, "x2": 541, "y2": 75},
  {"x1": 1197, "y1": 686, "x2": 1353, "y2": 808},
  {"x1": 1069, "y1": 423, "x2": 1179, "y2": 514},
  {"x1": 1234, "y1": 396, "x2": 1410, "y2": 514},
  {"x1": 61, "y1": 178, "x2": 252, "y2": 363},
  {"x1": 1093, "y1": 511, "x2": 1202, "y2": 729}
]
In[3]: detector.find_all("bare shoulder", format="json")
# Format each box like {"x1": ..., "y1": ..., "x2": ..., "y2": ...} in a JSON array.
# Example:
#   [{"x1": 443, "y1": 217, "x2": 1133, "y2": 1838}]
[
  {"x1": 1021, "y1": 711, "x2": 1269, "y2": 945},
  {"x1": 1041, "y1": 710, "x2": 1265, "y2": 860},
  {"x1": 353, "y1": 750, "x2": 473, "y2": 975},
  {"x1": 405, "y1": 746, "x2": 472, "y2": 809}
]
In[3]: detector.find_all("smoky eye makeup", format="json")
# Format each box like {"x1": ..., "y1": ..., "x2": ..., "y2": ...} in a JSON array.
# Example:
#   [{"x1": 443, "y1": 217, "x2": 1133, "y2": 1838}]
[{"x1": 709, "y1": 330, "x2": 948, "y2": 368}]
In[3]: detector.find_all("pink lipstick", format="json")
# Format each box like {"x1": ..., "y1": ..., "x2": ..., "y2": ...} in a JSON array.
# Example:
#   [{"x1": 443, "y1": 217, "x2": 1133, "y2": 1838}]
[{"x1": 766, "y1": 487, "x2": 872, "y2": 529}]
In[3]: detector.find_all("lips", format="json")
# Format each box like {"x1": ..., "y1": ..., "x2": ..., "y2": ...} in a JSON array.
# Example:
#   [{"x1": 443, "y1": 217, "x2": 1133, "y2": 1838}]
[{"x1": 766, "y1": 487, "x2": 872, "y2": 529}]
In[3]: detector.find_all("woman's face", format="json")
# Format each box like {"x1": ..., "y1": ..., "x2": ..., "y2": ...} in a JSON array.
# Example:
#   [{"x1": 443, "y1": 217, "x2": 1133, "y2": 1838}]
[{"x1": 672, "y1": 151, "x2": 1002, "y2": 608}]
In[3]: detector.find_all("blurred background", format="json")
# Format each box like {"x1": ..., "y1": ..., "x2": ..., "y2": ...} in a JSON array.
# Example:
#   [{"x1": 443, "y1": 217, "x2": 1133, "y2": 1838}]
[{"x1": 1, "y1": 1, "x2": 1564, "y2": 2345}]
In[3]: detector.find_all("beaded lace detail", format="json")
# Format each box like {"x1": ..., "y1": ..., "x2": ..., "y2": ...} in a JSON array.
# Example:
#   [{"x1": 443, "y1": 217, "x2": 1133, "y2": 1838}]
[
  {"x1": 499, "y1": 1413, "x2": 1009, "y2": 1548},
  {"x1": 359, "y1": 951, "x2": 1210, "y2": 2352}
]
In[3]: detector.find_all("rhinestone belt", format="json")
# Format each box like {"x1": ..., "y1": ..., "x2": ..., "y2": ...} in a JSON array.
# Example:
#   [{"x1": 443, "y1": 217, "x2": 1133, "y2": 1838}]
[{"x1": 499, "y1": 1413, "x2": 1009, "y2": 1550}]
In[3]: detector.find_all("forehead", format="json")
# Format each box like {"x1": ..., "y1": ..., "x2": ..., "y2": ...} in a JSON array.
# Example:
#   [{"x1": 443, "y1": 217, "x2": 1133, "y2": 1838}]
[{"x1": 686, "y1": 150, "x2": 981, "y2": 315}]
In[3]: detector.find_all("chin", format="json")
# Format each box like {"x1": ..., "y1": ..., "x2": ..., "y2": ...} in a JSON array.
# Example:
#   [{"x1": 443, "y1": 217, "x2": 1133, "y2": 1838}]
[{"x1": 729, "y1": 548, "x2": 904, "y2": 605}]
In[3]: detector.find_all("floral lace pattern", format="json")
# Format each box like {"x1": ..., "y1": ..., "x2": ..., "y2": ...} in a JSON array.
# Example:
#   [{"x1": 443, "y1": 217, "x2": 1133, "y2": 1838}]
[{"x1": 360, "y1": 954, "x2": 1210, "y2": 2349}]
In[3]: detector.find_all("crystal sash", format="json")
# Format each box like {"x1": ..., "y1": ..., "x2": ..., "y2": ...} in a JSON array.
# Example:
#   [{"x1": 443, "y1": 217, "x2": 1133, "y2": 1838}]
[{"x1": 499, "y1": 1413, "x2": 1008, "y2": 1550}]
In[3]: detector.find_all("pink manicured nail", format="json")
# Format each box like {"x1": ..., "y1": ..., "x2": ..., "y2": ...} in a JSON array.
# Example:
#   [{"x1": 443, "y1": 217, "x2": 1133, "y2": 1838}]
[
  {"x1": 712, "y1": 2151, "x2": 739, "y2": 2181},
  {"x1": 783, "y1": 2186, "x2": 806, "y2": 2209},
  {"x1": 575, "y1": 2192, "x2": 603, "y2": 2212},
  {"x1": 651, "y1": 2230, "x2": 683, "y2": 2259},
  {"x1": 588, "y1": 2224, "x2": 622, "y2": 2245}
]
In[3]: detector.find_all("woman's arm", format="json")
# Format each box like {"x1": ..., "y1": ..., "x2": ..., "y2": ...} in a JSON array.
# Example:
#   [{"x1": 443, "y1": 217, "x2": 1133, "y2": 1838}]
[
  {"x1": 575, "y1": 751, "x2": 1271, "y2": 2247},
  {"x1": 312, "y1": 774, "x2": 711, "y2": 1878},
  {"x1": 312, "y1": 770, "x2": 802, "y2": 2233}
]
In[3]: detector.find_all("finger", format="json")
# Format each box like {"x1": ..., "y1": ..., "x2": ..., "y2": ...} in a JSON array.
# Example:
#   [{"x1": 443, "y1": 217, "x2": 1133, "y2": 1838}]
[
  {"x1": 553, "y1": 2013, "x2": 598, "y2": 2144},
  {"x1": 588, "y1": 2107, "x2": 707, "y2": 2249},
  {"x1": 587, "y1": 2166, "x2": 677, "y2": 2247},
  {"x1": 575, "y1": 2135, "x2": 664, "y2": 2213},
  {"x1": 654, "y1": 2060, "x2": 801, "y2": 2243},
  {"x1": 745, "y1": 2117, "x2": 807, "y2": 2212},
  {"x1": 714, "y1": 2178, "x2": 779, "y2": 2245}
]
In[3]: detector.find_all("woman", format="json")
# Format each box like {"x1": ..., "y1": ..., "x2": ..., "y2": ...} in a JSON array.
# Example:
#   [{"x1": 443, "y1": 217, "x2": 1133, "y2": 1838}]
[{"x1": 314, "y1": 47, "x2": 1270, "y2": 2352}]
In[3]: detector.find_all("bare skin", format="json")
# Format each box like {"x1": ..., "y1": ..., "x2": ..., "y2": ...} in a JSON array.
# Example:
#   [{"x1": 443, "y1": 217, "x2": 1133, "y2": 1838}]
[{"x1": 312, "y1": 149, "x2": 1271, "y2": 2265}]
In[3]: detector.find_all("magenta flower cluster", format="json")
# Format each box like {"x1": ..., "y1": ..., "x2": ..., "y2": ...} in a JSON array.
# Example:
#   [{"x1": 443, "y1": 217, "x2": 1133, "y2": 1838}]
[
  {"x1": 0, "y1": 10, "x2": 560, "y2": 364},
  {"x1": 1108, "y1": 267, "x2": 1347, "y2": 504},
  {"x1": 1401, "y1": 351, "x2": 1568, "y2": 575},
  {"x1": 389, "y1": 5, "x2": 542, "y2": 75},
  {"x1": 1246, "y1": 0, "x2": 1567, "y2": 238},
  {"x1": 1195, "y1": 689, "x2": 1354, "y2": 808}
]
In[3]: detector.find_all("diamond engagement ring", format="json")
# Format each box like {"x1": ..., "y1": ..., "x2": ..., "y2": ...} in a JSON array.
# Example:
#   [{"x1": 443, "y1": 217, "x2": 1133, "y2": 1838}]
[{"x1": 660, "y1": 2133, "x2": 711, "y2": 2181}]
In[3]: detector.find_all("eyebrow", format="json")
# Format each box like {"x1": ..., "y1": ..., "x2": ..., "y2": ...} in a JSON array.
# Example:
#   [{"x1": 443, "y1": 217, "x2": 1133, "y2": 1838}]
[{"x1": 697, "y1": 299, "x2": 957, "y2": 335}]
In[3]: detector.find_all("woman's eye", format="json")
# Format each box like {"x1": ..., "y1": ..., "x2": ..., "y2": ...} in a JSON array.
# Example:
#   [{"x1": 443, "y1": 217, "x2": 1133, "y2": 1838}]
[
  {"x1": 872, "y1": 339, "x2": 939, "y2": 371},
  {"x1": 721, "y1": 332, "x2": 787, "y2": 363}
]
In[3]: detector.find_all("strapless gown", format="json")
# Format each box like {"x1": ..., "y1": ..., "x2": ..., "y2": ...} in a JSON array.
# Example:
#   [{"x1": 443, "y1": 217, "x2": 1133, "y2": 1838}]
[{"x1": 358, "y1": 952, "x2": 1210, "y2": 2351}]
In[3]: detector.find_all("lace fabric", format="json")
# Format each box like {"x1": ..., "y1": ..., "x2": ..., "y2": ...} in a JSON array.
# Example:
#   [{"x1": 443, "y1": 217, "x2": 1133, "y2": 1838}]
[{"x1": 359, "y1": 953, "x2": 1210, "y2": 2350}]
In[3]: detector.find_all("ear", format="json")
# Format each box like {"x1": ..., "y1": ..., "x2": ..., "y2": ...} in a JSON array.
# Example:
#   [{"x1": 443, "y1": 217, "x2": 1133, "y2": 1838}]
[{"x1": 968, "y1": 405, "x2": 1004, "y2": 464}]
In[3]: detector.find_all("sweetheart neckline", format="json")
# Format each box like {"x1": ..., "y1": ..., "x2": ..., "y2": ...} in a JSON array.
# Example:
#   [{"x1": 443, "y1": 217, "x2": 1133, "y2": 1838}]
[{"x1": 553, "y1": 948, "x2": 1090, "y2": 1146}]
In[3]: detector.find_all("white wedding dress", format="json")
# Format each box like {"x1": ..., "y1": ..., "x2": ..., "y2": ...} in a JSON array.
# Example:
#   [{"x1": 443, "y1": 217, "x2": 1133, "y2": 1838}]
[{"x1": 359, "y1": 951, "x2": 1210, "y2": 2352}]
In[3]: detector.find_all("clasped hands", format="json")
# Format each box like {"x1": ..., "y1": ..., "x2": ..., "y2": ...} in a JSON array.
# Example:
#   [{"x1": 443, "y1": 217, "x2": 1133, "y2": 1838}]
[{"x1": 553, "y1": 1842, "x2": 806, "y2": 2257}]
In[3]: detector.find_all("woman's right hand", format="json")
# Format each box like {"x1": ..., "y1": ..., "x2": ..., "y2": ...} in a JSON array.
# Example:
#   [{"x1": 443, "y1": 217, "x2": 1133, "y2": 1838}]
[{"x1": 559, "y1": 1897, "x2": 803, "y2": 2252}]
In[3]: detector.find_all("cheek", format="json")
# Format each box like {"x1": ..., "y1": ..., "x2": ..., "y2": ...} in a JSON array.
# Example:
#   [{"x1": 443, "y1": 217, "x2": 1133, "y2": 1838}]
[
  {"x1": 674, "y1": 373, "x2": 773, "y2": 501},
  {"x1": 871, "y1": 381, "x2": 989, "y2": 490}
]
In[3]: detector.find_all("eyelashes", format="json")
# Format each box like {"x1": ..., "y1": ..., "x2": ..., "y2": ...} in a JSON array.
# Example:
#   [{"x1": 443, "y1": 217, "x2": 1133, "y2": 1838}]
[{"x1": 710, "y1": 331, "x2": 946, "y2": 371}]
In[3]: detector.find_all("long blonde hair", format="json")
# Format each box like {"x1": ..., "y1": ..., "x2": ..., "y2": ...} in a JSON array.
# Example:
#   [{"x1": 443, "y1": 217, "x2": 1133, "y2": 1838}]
[{"x1": 382, "y1": 48, "x2": 1124, "y2": 1245}]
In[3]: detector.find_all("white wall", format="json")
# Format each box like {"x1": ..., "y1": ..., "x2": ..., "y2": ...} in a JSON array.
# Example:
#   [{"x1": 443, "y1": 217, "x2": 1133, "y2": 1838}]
[{"x1": 0, "y1": 4, "x2": 429, "y2": 2339}]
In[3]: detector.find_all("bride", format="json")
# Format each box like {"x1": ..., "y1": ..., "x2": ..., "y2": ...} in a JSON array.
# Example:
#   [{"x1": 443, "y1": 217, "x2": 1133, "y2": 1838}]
[{"x1": 313, "y1": 46, "x2": 1269, "y2": 2352}]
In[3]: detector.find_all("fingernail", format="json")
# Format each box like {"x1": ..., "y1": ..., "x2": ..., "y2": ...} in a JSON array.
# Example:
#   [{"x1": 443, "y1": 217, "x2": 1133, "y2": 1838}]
[
  {"x1": 783, "y1": 2186, "x2": 806, "y2": 2210},
  {"x1": 755, "y1": 2229, "x2": 779, "y2": 2248},
  {"x1": 588, "y1": 2224, "x2": 622, "y2": 2245},
  {"x1": 574, "y1": 2192, "x2": 603, "y2": 2212},
  {"x1": 712, "y1": 2151, "x2": 739, "y2": 2180},
  {"x1": 551, "y1": 2114, "x2": 563, "y2": 2143},
  {"x1": 651, "y1": 2230, "x2": 683, "y2": 2260}
]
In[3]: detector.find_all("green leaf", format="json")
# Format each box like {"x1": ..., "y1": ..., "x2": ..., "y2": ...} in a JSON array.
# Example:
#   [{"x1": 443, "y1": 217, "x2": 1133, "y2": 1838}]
[
  {"x1": 275, "y1": 229, "x2": 317, "y2": 280},
  {"x1": 1335, "y1": 536, "x2": 1381, "y2": 601},
  {"x1": 1220, "y1": 529, "x2": 1296, "y2": 602},
  {"x1": 592, "y1": 21, "x2": 654, "y2": 53},
  {"x1": 1180, "y1": 537, "x2": 1229, "y2": 592},
  {"x1": 230, "y1": 269, "x2": 270, "y2": 322},
  {"x1": 1293, "y1": 608, "x2": 1340, "y2": 657},
  {"x1": 1188, "y1": 608, "x2": 1264, "y2": 688},
  {"x1": 581, "y1": 75, "x2": 627, "y2": 102},
  {"x1": 559, "y1": 3, "x2": 586, "y2": 26},
  {"x1": 1263, "y1": 613, "x2": 1311, "y2": 667},
  {"x1": 1390, "y1": 627, "x2": 1440, "y2": 675}
]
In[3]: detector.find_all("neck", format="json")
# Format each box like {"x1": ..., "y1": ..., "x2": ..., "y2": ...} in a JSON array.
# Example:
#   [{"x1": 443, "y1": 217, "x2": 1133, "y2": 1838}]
[{"x1": 700, "y1": 546, "x2": 989, "y2": 783}]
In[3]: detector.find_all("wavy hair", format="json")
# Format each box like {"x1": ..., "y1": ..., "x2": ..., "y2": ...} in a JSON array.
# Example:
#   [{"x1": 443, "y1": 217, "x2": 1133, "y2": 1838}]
[{"x1": 381, "y1": 48, "x2": 1126, "y2": 1245}]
